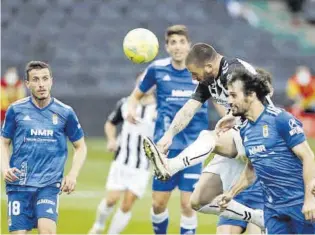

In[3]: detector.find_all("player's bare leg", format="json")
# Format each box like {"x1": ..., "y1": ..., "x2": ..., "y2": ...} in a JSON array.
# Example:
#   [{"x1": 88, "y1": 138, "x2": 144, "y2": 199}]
[
  {"x1": 151, "y1": 191, "x2": 172, "y2": 234},
  {"x1": 216, "y1": 225, "x2": 244, "y2": 234},
  {"x1": 107, "y1": 190, "x2": 138, "y2": 234},
  {"x1": 37, "y1": 218, "x2": 56, "y2": 234},
  {"x1": 10, "y1": 230, "x2": 28, "y2": 235},
  {"x1": 180, "y1": 191, "x2": 198, "y2": 234},
  {"x1": 246, "y1": 223, "x2": 262, "y2": 234},
  {"x1": 89, "y1": 190, "x2": 122, "y2": 234},
  {"x1": 190, "y1": 172, "x2": 223, "y2": 211}
]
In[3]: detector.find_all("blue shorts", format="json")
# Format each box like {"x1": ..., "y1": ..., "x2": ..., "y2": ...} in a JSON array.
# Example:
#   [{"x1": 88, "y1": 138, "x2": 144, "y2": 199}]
[
  {"x1": 7, "y1": 186, "x2": 60, "y2": 232},
  {"x1": 152, "y1": 150, "x2": 202, "y2": 192},
  {"x1": 264, "y1": 204, "x2": 315, "y2": 234},
  {"x1": 218, "y1": 180, "x2": 264, "y2": 231}
]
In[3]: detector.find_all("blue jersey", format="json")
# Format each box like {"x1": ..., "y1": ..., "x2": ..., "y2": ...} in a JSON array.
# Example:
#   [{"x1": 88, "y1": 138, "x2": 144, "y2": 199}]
[
  {"x1": 1, "y1": 97, "x2": 84, "y2": 192},
  {"x1": 139, "y1": 57, "x2": 209, "y2": 150},
  {"x1": 240, "y1": 105, "x2": 306, "y2": 208}
]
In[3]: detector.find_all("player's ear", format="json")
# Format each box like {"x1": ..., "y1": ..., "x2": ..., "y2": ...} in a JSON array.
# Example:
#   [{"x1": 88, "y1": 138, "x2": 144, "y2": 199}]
[
  {"x1": 165, "y1": 43, "x2": 170, "y2": 54},
  {"x1": 24, "y1": 79, "x2": 30, "y2": 88},
  {"x1": 204, "y1": 62, "x2": 212, "y2": 73}
]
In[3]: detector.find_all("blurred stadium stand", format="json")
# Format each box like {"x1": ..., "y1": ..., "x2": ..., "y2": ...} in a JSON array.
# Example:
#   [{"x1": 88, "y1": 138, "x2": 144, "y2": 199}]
[{"x1": 1, "y1": 0, "x2": 315, "y2": 136}]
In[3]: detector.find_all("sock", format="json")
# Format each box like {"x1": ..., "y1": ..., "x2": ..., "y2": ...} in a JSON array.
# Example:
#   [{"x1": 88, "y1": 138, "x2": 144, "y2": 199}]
[
  {"x1": 151, "y1": 208, "x2": 169, "y2": 234},
  {"x1": 198, "y1": 199, "x2": 264, "y2": 228},
  {"x1": 91, "y1": 199, "x2": 114, "y2": 231},
  {"x1": 107, "y1": 209, "x2": 132, "y2": 234},
  {"x1": 167, "y1": 130, "x2": 216, "y2": 175},
  {"x1": 180, "y1": 214, "x2": 197, "y2": 235}
]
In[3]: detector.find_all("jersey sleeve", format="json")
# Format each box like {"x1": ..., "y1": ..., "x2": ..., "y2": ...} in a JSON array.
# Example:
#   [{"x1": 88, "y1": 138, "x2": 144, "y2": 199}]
[
  {"x1": 275, "y1": 111, "x2": 306, "y2": 149},
  {"x1": 191, "y1": 83, "x2": 211, "y2": 103},
  {"x1": 107, "y1": 98, "x2": 125, "y2": 125},
  {"x1": 138, "y1": 65, "x2": 156, "y2": 93},
  {"x1": 1, "y1": 105, "x2": 16, "y2": 139},
  {"x1": 65, "y1": 108, "x2": 84, "y2": 142}
]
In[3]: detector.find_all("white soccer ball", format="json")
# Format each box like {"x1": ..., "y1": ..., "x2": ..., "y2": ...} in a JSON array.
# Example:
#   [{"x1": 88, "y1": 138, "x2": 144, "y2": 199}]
[{"x1": 123, "y1": 28, "x2": 159, "y2": 64}]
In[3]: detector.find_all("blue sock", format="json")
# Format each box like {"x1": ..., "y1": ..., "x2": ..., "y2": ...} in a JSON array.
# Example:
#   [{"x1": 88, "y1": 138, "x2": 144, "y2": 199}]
[
  {"x1": 180, "y1": 214, "x2": 197, "y2": 235},
  {"x1": 151, "y1": 208, "x2": 169, "y2": 234}
]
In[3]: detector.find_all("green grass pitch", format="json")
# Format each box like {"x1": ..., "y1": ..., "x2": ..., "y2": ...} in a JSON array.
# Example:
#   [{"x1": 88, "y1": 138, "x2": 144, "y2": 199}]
[{"x1": 1, "y1": 138, "x2": 315, "y2": 234}]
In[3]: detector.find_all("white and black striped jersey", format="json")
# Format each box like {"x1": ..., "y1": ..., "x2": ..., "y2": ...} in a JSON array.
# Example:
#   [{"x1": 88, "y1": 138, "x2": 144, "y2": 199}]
[
  {"x1": 107, "y1": 97, "x2": 156, "y2": 170},
  {"x1": 191, "y1": 57, "x2": 257, "y2": 107}
]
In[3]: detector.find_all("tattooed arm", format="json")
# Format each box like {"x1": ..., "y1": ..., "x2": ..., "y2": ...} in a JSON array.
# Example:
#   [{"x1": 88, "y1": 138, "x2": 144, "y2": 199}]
[
  {"x1": 157, "y1": 99, "x2": 202, "y2": 153},
  {"x1": 168, "y1": 99, "x2": 202, "y2": 136}
]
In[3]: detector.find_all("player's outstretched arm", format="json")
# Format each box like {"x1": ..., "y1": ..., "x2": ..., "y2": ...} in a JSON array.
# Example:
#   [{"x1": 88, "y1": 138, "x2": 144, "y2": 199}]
[
  {"x1": 61, "y1": 137, "x2": 87, "y2": 194},
  {"x1": 292, "y1": 141, "x2": 315, "y2": 221},
  {"x1": 217, "y1": 161, "x2": 255, "y2": 210},
  {"x1": 157, "y1": 99, "x2": 202, "y2": 153},
  {"x1": 126, "y1": 87, "x2": 145, "y2": 124}
]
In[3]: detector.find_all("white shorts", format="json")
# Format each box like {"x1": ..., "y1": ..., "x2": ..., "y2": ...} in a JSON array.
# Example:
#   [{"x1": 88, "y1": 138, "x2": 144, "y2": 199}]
[
  {"x1": 203, "y1": 155, "x2": 245, "y2": 192},
  {"x1": 202, "y1": 128, "x2": 246, "y2": 192},
  {"x1": 106, "y1": 161, "x2": 150, "y2": 198}
]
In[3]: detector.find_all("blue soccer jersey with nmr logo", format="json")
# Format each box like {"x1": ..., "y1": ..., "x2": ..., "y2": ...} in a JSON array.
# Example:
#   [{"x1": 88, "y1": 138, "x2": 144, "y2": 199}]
[
  {"x1": 240, "y1": 105, "x2": 306, "y2": 208},
  {"x1": 1, "y1": 97, "x2": 84, "y2": 192},
  {"x1": 139, "y1": 57, "x2": 209, "y2": 151}
]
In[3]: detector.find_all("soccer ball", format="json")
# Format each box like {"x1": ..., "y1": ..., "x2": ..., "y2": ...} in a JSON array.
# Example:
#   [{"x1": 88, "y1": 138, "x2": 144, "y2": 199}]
[{"x1": 123, "y1": 28, "x2": 159, "y2": 64}]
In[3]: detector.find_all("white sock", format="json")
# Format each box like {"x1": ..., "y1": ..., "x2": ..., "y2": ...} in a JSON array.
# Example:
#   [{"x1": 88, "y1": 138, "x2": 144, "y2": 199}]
[
  {"x1": 91, "y1": 199, "x2": 114, "y2": 231},
  {"x1": 167, "y1": 130, "x2": 216, "y2": 175},
  {"x1": 107, "y1": 209, "x2": 132, "y2": 234},
  {"x1": 198, "y1": 199, "x2": 263, "y2": 226},
  {"x1": 180, "y1": 214, "x2": 198, "y2": 230},
  {"x1": 151, "y1": 207, "x2": 169, "y2": 223}
]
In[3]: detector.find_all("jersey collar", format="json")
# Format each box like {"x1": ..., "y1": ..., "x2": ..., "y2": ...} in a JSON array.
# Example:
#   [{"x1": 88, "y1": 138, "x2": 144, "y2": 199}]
[
  {"x1": 249, "y1": 105, "x2": 267, "y2": 125},
  {"x1": 30, "y1": 97, "x2": 54, "y2": 111}
]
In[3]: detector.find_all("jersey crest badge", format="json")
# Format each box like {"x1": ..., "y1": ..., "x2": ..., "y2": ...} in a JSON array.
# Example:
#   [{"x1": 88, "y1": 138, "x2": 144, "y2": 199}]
[
  {"x1": 52, "y1": 114, "x2": 58, "y2": 125},
  {"x1": 263, "y1": 125, "x2": 269, "y2": 137}
]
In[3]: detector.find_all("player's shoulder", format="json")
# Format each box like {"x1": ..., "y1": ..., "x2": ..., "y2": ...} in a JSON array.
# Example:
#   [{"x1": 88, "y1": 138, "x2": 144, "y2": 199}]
[
  {"x1": 265, "y1": 105, "x2": 283, "y2": 117},
  {"x1": 53, "y1": 98, "x2": 74, "y2": 112},
  {"x1": 10, "y1": 97, "x2": 30, "y2": 106},
  {"x1": 9, "y1": 97, "x2": 31, "y2": 111},
  {"x1": 226, "y1": 57, "x2": 256, "y2": 74},
  {"x1": 265, "y1": 105, "x2": 295, "y2": 125},
  {"x1": 149, "y1": 57, "x2": 172, "y2": 69}
]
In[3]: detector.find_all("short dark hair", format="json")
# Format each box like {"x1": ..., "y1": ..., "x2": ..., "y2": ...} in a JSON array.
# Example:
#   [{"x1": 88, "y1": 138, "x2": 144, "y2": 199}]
[
  {"x1": 255, "y1": 67, "x2": 272, "y2": 85},
  {"x1": 185, "y1": 43, "x2": 218, "y2": 66},
  {"x1": 25, "y1": 61, "x2": 52, "y2": 80},
  {"x1": 165, "y1": 25, "x2": 190, "y2": 44},
  {"x1": 228, "y1": 68, "x2": 271, "y2": 103}
]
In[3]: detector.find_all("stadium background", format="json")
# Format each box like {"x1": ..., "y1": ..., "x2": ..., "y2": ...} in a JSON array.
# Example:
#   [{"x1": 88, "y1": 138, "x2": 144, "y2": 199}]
[{"x1": 1, "y1": 0, "x2": 315, "y2": 234}]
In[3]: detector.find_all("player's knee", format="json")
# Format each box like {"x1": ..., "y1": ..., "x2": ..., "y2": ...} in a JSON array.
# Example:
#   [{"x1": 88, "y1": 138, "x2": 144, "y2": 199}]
[
  {"x1": 38, "y1": 218, "x2": 56, "y2": 235},
  {"x1": 189, "y1": 195, "x2": 202, "y2": 211},
  {"x1": 105, "y1": 196, "x2": 119, "y2": 207},
  {"x1": 152, "y1": 198, "x2": 168, "y2": 214},
  {"x1": 120, "y1": 200, "x2": 134, "y2": 213},
  {"x1": 181, "y1": 200, "x2": 194, "y2": 216}
]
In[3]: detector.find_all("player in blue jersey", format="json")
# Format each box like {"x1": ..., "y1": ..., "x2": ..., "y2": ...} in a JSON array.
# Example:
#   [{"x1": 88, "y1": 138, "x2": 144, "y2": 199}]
[
  {"x1": 1, "y1": 61, "x2": 87, "y2": 234},
  {"x1": 126, "y1": 25, "x2": 209, "y2": 234},
  {"x1": 217, "y1": 68, "x2": 315, "y2": 234}
]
